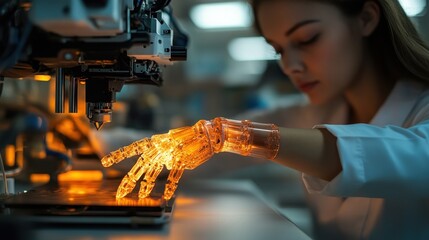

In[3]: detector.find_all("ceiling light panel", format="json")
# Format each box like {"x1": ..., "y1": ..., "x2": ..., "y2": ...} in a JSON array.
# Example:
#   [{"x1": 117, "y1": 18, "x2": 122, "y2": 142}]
[
  {"x1": 399, "y1": 0, "x2": 427, "y2": 16},
  {"x1": 190, "y1": 2, "x2": 252, "y2": 29},
  {"x1": 228, "y1": 37, "x2": 279, "y2": 61}
]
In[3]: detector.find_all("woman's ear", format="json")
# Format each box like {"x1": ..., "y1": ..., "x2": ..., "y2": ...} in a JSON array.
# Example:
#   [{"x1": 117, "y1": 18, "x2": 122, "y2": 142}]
[{"x1": 358, "y1": 1, "x2": 381, "y2": 36}]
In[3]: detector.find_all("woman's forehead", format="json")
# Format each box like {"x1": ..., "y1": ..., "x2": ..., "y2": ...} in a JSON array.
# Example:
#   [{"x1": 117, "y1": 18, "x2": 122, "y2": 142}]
[{"x1": 256, "y1": 1, "x2": 344, "y2": 29}]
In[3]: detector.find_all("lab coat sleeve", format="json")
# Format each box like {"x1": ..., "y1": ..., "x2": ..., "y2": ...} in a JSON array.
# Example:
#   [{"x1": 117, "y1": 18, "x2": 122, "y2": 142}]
[{"x1": 302, "y1": 120, "x2": 429, "y2": 198}]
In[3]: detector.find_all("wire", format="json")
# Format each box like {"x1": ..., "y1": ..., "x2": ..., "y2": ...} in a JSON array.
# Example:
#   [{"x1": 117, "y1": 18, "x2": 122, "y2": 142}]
[
  {"x1": 146, "y1": 0, "x2": 171, "y2": 13},
  {"x1": 136, "y1": 0, "x2": 143, "y2": 11},
  {"x1": 132, "y1": 0, "x2": 143, "y2": 14},
  {"x1": 0, "y1": 152, "x2": 9, "y2": 195},
  {"x1": 0, "y1": 21, "x2": 32, "y2": 72}
]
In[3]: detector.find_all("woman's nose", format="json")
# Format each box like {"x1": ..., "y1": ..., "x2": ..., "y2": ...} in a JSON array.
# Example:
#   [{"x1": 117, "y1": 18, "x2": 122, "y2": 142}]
[{"x1": 279, "y1": 50, "x2": 304, "y2": 76}]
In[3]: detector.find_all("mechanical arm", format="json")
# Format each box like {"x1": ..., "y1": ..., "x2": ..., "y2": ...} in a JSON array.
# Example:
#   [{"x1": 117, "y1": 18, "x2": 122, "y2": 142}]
[{"x1": 0, "y1": 0, "x2": 188, "y2": 129}]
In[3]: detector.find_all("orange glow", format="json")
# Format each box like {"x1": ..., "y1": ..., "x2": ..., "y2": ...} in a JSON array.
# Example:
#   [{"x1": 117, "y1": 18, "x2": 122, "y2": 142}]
[
  {"x1": 175, "y1": 197, "x2": 202, "y2": 206},
  {"x1": 62, "y1": 181, "x2": 102, "y2": 195},
  {"x1": 58, "y1": 170, "x2": 103, "y2": 182},
  {"x1": 46, "y1": 132, "x2": 54, "y2": 143},
  {"x1": 5, "y1": 144, "x2": 16, "y2": 166},
  {"x1": 55, "y1": 119, "x2": 83, "y2": 141},
  {"x1": 115, "y1": 197, "x2": 163, "y2": 207},
  {"x1": 34, "y1": 75, "x2": 51, "y2": 81},
  {"x1": 66, "y1": 185, "x2": 96, "y2": 195},
  {"x1": 45, "y1": 132, "x2": 67, "y2": 153},
  {"x1": 67, "y1": 188, "x2": 88, "y2": 195},
  {"x1": 30, "y1": 174, "x2": 50, "y2": 183}
]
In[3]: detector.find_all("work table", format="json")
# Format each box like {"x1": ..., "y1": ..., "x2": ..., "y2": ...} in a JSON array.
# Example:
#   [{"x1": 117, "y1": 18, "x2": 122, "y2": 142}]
[{"x1": 28, "y1": 179, "x2": 312, "y2": 240}]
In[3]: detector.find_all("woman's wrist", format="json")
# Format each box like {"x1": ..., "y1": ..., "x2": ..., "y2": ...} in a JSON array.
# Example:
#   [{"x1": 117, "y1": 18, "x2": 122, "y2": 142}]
[{"x1": 203, "y1": 117, "x2": 280, "y2": 159}]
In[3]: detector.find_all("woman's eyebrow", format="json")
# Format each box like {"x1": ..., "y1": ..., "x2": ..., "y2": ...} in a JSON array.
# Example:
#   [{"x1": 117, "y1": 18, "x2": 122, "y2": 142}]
[{"x1": 286, "y1": 19, "x2": 320, "y2": 36}]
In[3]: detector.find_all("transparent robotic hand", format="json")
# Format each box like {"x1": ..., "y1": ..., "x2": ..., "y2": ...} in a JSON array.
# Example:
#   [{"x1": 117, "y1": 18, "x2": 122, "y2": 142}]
[{"x1": 101, "y1": 117, "x2": 280, "y2": 200}]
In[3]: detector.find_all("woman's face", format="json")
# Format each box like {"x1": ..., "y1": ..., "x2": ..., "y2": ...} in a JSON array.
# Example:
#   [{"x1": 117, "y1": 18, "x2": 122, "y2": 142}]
[{"x1": 257, "y1": 0, "x2": 367, "y2": 104}]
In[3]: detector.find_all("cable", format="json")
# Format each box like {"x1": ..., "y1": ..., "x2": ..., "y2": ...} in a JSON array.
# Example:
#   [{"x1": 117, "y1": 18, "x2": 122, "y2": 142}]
[
  {"x1": 0, "y1": 21, "x2": 32, "y2": 72},
  {"x1": 0, "y1": 152, "x2": 8, "y2": 195},
  {"x1": 145, "y1": 0, "x2": 171, "y2": 13}
]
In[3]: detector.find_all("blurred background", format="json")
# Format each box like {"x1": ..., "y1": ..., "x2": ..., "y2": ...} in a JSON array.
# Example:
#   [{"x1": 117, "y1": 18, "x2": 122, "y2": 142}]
[
  {"x1": 128, "y1": 0, "x2": 429, "y2": 131},
  {"x1": 106, "y1": 0, "x2": 429, "y2": 130},
  {"x1": 2, "y1": 0, "x2": 429, "y2": 132}
]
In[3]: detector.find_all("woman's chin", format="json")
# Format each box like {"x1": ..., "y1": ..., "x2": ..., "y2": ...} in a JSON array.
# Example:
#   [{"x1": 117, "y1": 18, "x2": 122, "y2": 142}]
[
  {"x1": 306, "y1": 95, "x2": 343, "y2": 106},
  {"x1": 307, "y1": 95, "x2": 324, "y2": 105}
]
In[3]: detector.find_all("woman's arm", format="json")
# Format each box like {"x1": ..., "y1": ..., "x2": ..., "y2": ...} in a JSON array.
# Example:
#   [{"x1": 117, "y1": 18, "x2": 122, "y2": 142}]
[{"x1": 274, "y1": 128, "x2": 342, "y2": 181}]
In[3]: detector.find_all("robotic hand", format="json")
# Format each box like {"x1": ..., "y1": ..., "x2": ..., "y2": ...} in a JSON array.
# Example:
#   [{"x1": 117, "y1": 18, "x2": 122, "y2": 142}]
[{"x1": 101, "y1": 117, "x2": 280, "y2": 200}]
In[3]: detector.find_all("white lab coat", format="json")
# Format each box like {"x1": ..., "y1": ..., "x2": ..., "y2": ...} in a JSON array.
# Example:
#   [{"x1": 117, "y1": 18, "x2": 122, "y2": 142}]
[{"x1": 242, "y1": 80, "x2": 429, "y2": 239}]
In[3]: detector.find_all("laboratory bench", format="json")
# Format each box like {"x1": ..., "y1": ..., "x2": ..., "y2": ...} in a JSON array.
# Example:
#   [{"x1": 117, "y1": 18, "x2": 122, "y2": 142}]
[{"x1": 2, "y1": 179, "x2": 313, "y2": 240}]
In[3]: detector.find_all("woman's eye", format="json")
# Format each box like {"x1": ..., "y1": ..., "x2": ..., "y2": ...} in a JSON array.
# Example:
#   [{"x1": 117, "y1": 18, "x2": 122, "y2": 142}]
[{"x1": 299, "y1": 34, "x2": 320, "y2": 46}]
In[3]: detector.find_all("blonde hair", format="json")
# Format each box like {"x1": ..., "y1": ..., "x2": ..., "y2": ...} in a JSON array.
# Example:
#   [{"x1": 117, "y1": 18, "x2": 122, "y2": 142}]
[{"x1": 250, "y1": 0, "x2": 429, "y2": 83}]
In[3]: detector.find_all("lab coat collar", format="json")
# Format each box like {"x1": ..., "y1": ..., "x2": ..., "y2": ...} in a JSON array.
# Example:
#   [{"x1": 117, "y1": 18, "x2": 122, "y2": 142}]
[{"x1": 370, "y1": 80, "x2": 426, "y2": 127}]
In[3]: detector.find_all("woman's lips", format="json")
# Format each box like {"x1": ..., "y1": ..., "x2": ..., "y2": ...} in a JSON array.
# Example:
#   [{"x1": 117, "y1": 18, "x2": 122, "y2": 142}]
[{"x1": 298, "y1": 81, "x2": 319, "y2": 92}]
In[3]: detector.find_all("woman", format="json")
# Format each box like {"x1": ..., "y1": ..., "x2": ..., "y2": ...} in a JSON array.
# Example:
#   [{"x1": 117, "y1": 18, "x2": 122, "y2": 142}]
[
  {"x1": 249, "y1": 1, "x2": 429, "y2": 239},
  {"x1": 102, "y1": 0, "x2": 429, "y2": 239}
]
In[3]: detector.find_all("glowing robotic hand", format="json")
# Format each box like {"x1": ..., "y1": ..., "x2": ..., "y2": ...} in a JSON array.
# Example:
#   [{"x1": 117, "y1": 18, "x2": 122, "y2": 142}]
[{"x1": 100, "y1": 117, "x2": 280, "y2": 200}]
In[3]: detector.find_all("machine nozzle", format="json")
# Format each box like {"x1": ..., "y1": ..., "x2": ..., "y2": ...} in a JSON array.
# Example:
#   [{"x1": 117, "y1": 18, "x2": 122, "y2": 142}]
[
  {"x1": 87, "y1": 102, "x2": 112, "y2": 131},
  {"x1": 93, "y1": 121, "x2": 105, "y2": 131},
  {"x1": 85, "y1": 78, "x2": 124, "y2": 130}
]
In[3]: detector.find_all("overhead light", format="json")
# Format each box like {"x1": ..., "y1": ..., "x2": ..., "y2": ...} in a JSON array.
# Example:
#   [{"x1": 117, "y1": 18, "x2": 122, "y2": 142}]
[
  {"x1": 228, "y1": 37, "x2": 279, "y2": 61},
  {"x1": 190, "y1": 2, "x2": 252, "y2": 29},
  {"x1": 399, "y1": 0, "x2": 427, "y2": 16}
]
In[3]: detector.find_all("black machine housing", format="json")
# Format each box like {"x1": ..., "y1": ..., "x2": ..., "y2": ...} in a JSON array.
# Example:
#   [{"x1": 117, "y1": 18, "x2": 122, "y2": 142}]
[{"x1": 0, "y1": 0, "x2": 188, "y2": 129}]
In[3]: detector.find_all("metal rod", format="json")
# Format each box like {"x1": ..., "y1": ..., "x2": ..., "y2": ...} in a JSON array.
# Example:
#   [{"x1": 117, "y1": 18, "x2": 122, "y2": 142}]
[
  {"x1": 55, "y1": 68, "x2": 65, "y2": 113},
  {"x1": 127, "y1": 7, "x2": 130, "y2": 33},
  {"x1": 69, "y1": 76, "x2": 78, "y2": 113},
  {"x1": 0, "y1": 153, "x2": 8, "y2": 195}
]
